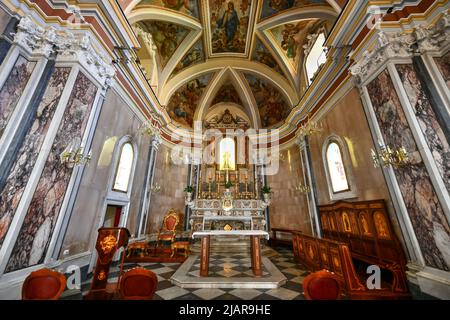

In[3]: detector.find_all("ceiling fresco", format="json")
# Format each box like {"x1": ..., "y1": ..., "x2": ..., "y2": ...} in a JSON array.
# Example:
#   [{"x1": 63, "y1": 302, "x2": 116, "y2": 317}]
[
  {"x1": 245, "y1": 73, "x2": 291, "y2": 128},
  {"x1": 260, "y1": 0, "x2": 330, "y2": 20},
  {"x1": 136, "y1": 0, "x2": 201, "y2": 19},
  {"x1": 268, "y1": 19, "x2": 318, "y2": 72},
  {"x1": 166, "y1": 73, "x2": 213, "y2": 127},
  {"x1": 209, "y1": 0, "x2": 253, "y2": 54},
  {"x1": 211, "y1": 83, "x2": 243, "y2": 106},
  {"x1": 128, "y1": 1, "x2": 339, "y2": 129},
  {"x1": 173, "y1": 38, "x2": 205, "y2": 75},
  {"x1": 251, "y1": 37, "x2": 284, "y2": 76},
  {"x1": 137, "y1": 20, "x2": 190, "y2": 69}
]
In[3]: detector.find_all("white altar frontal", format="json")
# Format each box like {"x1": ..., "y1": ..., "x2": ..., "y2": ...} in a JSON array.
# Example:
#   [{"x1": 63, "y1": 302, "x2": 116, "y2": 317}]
[{"x1": 186, "y1": 198, "x2": 270, "y2": 233}]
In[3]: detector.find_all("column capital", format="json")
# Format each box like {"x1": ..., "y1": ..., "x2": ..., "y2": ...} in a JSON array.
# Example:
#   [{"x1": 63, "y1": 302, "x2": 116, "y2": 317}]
[
  {"x1": 350, "y1": 10, "x2": 450, "y2": 87},
  {"x1": 12, "y1": 16, "x2": 56, "y2": 58}
]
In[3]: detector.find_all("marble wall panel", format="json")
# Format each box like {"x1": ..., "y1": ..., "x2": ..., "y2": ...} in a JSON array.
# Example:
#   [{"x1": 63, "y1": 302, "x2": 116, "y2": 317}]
[
  {"x1": 147, "y1": 143, "x2": 188, "y2": 234},
  {"x1": 267, "y1": 144, "x2": 312, "y2": 234},
  {"x1": 434, "y1": 52, "x2": 450, "y2": 90},
  {"x1": 396, "y1": 64, "x2": 450, "y2": 193},
  {"x1": 0, "y1": 67, "x2": 71, "y2": 248},
  {"x1": 308, "y1": 88, "x2": 404, "y2": 250},
  {"x1": 59, "y1": 89, "x2": 150, "y2": 257},
  {"x1": 0, "y1": 55, "x2": 36, "y2": 139},
  {"x1": 367, "y1": 69, "x2": 450, "y2": 271},
  {"x1": 5, "y1": 71, "x2": 97, "y2": 272}
]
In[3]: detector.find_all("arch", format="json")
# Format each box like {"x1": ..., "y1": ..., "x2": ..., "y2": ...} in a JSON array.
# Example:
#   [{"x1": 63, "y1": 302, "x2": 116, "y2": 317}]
[{"x1": 322, "y1": 134, "x2": 357, "y2": 201}]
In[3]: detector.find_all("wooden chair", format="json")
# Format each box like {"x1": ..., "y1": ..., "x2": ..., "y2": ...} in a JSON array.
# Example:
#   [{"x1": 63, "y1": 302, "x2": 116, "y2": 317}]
[
  {"x1": 302, "y1": 269, "x2": 342, "y2": 300},
  {"x1": 156, "y1": 208, "x2": 180, "y2": 253},
  {"x1": 22, "y1": 268, "x2": 66, "y2": 300},
  {"x1": 119, "y1": 267, "x2": 158, "y2": 300}
]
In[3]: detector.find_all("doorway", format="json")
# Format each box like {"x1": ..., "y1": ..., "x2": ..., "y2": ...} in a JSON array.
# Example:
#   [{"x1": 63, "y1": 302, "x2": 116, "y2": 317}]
[{"x1": 103, "y1": 205, "x2": 123, "y2": 228}]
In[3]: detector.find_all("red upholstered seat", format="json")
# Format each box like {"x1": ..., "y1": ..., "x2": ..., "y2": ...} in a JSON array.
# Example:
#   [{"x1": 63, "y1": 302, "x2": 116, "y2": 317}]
[
  {"x1": 119, "y1": 268, "x2": 158, "y2": 300},
  {"x1": 22, "y1": 268, "x2": 66, "y2": 300},
  {"x1": 303, "y1": 269, "x2": 342, "y2": 300}
]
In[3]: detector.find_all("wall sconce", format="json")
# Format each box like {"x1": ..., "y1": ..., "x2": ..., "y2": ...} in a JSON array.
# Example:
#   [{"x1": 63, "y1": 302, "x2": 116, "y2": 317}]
[
  {"x1": 150, "y1": 182, "x2": 161, "y2": 193},
  {"x1": 295, "y1": 183, "x2": 310, "y2": 194},
  {"x1": 297, "y1": 115, "x2": 323, "y2": 137},
  {"x1": 371, "y1": 143, "x2": 409, "y2": 168},
  {"x1": 60, "y1": 145, "x2": 92, "y2": 168}
]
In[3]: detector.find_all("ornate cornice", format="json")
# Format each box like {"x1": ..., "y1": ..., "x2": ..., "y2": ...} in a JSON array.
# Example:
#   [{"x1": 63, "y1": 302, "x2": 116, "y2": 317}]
[
  {"x1": 12, "y1": 16, "x2": 56, "y2": 57},
  {"x1": 414, "y1": 10, "x2": 450, "y2": 54},
  {"x1": 349, "y1": 31, "x2": 415, "y2": 86},
  {"x1": 12, "y1": 16, "x2": 116, "y2": 89},
  {"x1": 55, "y1": 32, "x2": 115, "y2": 89},
  {"x1": 350, "y1": 10, "x2": 450, "y2": 86}
]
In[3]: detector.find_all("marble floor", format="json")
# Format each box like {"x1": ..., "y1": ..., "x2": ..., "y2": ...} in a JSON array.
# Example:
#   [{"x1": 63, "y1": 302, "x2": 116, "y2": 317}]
[{"x1": 66, "y1": 246, "x2": 310, "y2": 300}]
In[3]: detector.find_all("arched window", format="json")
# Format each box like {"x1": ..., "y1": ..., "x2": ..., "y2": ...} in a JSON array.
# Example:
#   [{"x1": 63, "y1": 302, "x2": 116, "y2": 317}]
[
  {"x1": 326, "y1": 141, "x2": 349, "y2": 193},
  {"x1": 305, "y1": 33, "x2": 327, "y2": 85},
  {"x1": 219, "y1": 137, "x2": 235, "y2": 170},
  {"x1": 113, "y1": 142, "x2": 134, "y2": 192}
]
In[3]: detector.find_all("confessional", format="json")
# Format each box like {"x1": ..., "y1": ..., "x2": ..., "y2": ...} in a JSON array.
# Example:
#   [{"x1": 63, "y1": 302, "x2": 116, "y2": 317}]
[
  {"x1": 22, "y1": 268, "x2": 66, "y2": 300},
  {"x1": 84, "y1": 227, "x2": 130, "y2": 300}
]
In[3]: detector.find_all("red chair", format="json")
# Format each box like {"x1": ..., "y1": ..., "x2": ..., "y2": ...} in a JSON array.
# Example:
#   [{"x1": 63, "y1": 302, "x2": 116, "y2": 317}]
[
  {"x1": 119, "y1": 267, "x2": 158, "y2": 300},
  {"x1": 302, "y1": 269, "x2": 342, "y2": 300},
  {"x1": 156, "y1": 208, "x2": 180, "y2": 254},
  {"x1": 22, "y1": 268, "x2": 66, "y2": 300}
]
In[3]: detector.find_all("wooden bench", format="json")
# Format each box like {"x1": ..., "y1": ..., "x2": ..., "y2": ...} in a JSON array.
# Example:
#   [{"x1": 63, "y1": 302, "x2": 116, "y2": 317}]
[
  {"x1": 293, "y1": 232, "x2": 410, "y2": 299},
  {"x1": 292, "y1": 199, "x2": 410, "y2": 299},
  {"x1": 270, "y1": 228, "x2": 294, "y2": 247}
]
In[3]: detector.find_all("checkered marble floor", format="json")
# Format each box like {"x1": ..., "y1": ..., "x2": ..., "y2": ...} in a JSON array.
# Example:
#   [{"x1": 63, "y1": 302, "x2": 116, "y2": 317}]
[{"x1": 73, "y1": 246, "x2": 310, "y2": 300}]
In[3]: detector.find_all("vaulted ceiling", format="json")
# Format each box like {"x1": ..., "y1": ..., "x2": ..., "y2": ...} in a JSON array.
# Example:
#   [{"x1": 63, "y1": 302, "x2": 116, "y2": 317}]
[{"x1": 125, "y1": 0, "x2": 340, "y2": 129}]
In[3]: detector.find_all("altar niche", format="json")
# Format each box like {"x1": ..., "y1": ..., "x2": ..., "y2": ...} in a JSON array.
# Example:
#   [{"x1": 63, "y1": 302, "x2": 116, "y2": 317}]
[{"x1": 199, "y1": 131, "x2": 258, "y2": 201}]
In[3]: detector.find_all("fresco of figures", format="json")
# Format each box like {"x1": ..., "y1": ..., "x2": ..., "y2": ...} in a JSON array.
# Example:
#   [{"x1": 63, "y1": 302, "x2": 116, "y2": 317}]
[
  {"x1": 138, "y1": 20, "x2": 189, "y2": 68},
  {"x1": 252, "y1": 38, "x2": 283, "y2": 75},
  {"x1": 244, "y1": 74, "x2": 290, "y2": 127},
  {"x1": 166, "y1": 74, "x2": 213, "y2": 127},
  {"x1": 211, "y1": 84, "x2": 242, "y2": 105},
  {"x1": 260, "y1": 0, "x2": 329, "y2": 20},
  {"x1": 137, "y1": 0, "x2": 200, "y2": 19},
  {"x1": 269, "y1": 19, "x2": 318, "y2": 71},
  {"x1": 173, "y1": 39, "x2": 205, "y2": 75},
  {"x1": 209, "y1": 0, "x2": 252, "y2": 53}
]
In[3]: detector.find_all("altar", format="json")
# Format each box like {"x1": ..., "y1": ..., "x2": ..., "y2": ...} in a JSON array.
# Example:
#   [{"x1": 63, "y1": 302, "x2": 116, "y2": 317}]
[{"x1": 192, "y1": 230, "x2": 269, "y2": 277}]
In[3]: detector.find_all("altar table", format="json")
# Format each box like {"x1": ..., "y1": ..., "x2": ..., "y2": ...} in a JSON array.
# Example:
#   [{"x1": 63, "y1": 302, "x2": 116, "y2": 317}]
[{"x1": 192, "y1": 230, "x2": 269, "y2": 277}]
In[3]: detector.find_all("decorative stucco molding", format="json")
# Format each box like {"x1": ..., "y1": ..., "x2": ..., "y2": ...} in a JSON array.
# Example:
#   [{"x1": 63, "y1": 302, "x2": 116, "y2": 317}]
[
  {"x1": 11, "y1": 16, "x2": 116, "y2": 89},
  {"x1": 350, "y1": 10, "x2": 450, "y2": 86}
]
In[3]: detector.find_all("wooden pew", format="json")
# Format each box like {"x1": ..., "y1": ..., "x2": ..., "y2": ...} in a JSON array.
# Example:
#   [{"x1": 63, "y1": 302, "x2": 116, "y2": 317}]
[
  {"x1": 292, "y1": 232, "x2": 410, "y2": 299},
  {"x1": 292, "y1": 199, "x2": 410, "y2": 299},
  {"x1": 270, "y1": 228, "x2": 294, "y2": 247}
]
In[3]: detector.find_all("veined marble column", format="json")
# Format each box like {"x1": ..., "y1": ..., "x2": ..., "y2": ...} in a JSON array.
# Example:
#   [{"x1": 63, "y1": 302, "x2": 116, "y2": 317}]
[
  {"x1": 350, "y1": 15, "x2": 450, "y2": 277},
  {"x1": 138, "y1": 134, "x2": 161, "y2": 237},
  {"x1": 295, "y1": 135, "x2": 321, "y2": 237},
  {"x1": 0, "y1": 16, "x2": 115, "y2": 275}
]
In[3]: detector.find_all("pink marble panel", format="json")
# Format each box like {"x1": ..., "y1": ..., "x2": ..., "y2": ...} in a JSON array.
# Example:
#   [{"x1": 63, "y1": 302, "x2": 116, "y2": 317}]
[
  {"x1": 0, "y1": 55, "x2": 36, "y2": 138},
  {"x1": 0, "y1": 67, "x2": 71, "y2": 247},
  {"x1": 5, "y1": 71, "x2": 97, "y2": 272},
  {"x1": 367, "y1": 69, "x2": 450, "y2": 271}
]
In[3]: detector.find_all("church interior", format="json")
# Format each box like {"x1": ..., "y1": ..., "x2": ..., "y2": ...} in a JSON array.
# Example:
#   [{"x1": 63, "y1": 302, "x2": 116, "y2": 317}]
[{"x1": 0, "y1": 0, "x2": 449, "y2": 302}]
